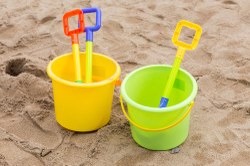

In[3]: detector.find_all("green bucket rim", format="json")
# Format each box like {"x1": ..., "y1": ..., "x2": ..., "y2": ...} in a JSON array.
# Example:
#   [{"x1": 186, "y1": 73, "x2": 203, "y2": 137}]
[{"x1": 120, "y1": 64, "x2": 198, "y2": 113}]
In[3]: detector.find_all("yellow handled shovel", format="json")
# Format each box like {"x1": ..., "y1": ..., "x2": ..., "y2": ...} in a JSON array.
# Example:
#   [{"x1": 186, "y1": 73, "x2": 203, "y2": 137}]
[{"x1": 159, "y1": 20, "x2": 202, "y2": 108}]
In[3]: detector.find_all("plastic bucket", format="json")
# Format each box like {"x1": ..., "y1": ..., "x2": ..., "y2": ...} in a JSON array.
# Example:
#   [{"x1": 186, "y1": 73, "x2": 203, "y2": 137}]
[
  {"x1": 47, "y1": 52, "x2": 120, "y2": 131},
  {"x1": 120, "y1": 65, "x2": 197, "y2": 150}
]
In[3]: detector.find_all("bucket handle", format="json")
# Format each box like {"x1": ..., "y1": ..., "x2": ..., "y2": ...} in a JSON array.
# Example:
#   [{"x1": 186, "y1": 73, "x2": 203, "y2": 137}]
[{"x1": 120, "y1": 95, "x2": 194, "y2": 132}]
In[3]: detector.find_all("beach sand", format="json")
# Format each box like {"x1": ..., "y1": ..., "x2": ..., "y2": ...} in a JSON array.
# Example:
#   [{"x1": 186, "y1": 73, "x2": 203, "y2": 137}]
[{"x1": 0, "y1": 0, "x2": 249, "y2": 165}]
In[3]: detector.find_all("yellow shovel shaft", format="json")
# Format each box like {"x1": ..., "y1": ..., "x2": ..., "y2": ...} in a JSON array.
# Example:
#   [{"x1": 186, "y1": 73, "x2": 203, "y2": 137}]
[
  {"x1": 85, "y1": 41, "x2": 93, "y2": 83},
  {"x1": 72, "y1": 44, "x2": 82, "y2": 82},
  {"x1": 163, "y1": 47, "x2": 185, "y2": 98}
]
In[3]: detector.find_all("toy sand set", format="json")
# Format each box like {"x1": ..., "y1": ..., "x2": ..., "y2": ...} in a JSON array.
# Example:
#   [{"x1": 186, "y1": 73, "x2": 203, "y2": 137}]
[
  {"x1": 0, "y1": 1, "x2": 249, "y2": 165},
  {"x1": 47, "y1": 7, "x2": 202, "y2": 151}
]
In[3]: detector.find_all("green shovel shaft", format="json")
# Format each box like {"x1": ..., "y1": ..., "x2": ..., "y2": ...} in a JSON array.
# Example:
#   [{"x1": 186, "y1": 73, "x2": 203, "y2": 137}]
[
  {"x1": 162, "y1": 48, "x2": 185, "y2": 99},
  {"x1": 85, "y1": 41, "x2": 93, "y2": 83}
]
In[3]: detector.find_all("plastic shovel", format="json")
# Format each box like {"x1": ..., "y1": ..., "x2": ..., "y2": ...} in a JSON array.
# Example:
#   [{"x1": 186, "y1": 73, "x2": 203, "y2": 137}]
[
  {"x1": 82, "y1": 7, "x2": 102, "y2": 83},
  {"x1": 159, "y1": 20, "x2": 202, "y2": 108},
  {"x1": 63, "y1": 9, "x2": 85, "y2": 83}
]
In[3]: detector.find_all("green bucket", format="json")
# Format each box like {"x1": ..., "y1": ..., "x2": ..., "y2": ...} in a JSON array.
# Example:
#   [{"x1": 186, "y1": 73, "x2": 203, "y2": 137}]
[{"x1": 120, "y1": 65, "x2": 198, "y2": 150}]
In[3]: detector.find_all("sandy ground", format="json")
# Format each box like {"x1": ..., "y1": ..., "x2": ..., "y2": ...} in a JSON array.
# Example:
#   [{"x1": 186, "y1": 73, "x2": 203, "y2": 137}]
[{"x1": 0, "y1": 0, "x2": 250, "y2": 165}]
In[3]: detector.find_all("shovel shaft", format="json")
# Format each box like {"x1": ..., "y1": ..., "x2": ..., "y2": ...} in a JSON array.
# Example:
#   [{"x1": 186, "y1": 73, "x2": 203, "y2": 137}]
[
  {"x1": 72, "y1": 44, "x2": 82, "y2": 83},
  {"x1": 85, "y1": 41, "x2": 93, "y2": 83},
  {"x1": 163, "y1": 57, "x2": 182, "y2": 98},
  {"x1": 163, "y1": 47, "x2": 185, "y2": 98},
  {"x1": 160, "y1": 48, "x2": 185, "y2": 107}
]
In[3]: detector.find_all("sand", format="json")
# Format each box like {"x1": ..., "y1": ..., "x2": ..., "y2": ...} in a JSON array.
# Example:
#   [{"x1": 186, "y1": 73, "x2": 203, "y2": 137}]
[{"x1": 0, "y1": 0, "x2": 249, "y2": 165}]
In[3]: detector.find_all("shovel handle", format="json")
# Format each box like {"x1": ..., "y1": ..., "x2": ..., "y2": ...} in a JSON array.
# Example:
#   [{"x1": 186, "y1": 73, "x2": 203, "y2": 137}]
[
  {"x1": 63, "y1": 9, "x2": 85, "y2": 44},
  {"x1": 172, "y1": 20, "x2": 202, "y2": 50},
  {"x1": 82, "y1": 7, "x2": 102, "y2": 41}
]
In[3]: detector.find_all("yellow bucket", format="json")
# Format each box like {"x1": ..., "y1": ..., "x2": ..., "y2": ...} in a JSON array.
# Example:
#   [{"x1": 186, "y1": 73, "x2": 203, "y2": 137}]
[{"x1": 47, "y1": 52, "x2": 121, "y2": 131}]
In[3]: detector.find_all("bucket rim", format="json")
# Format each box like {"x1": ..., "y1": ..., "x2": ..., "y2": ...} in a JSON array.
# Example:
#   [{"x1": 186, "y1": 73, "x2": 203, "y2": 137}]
[
  {"x1": 47, "y1": 52, "x2": 121, "y2": 87},
  {"x1": 120, "y1": 64, "x2": 198, "y2": 112}
]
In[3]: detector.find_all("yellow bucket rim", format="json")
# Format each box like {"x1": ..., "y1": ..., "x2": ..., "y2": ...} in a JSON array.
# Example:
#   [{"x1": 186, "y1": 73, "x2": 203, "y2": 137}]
[{"x1": 47, "y1": 52, "x2": 121, "y2": 88}]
